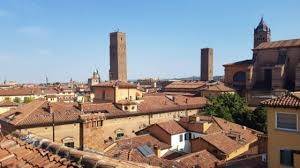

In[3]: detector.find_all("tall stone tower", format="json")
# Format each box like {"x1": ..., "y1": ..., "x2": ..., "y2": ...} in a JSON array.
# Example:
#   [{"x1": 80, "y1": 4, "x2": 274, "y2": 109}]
[
  {"x1": 109, "y1": 31, "x2": 127, "y2": 81},
  {"x1": 201, "y1": 48, "x2": 213, "y2": 81},
  {"x1": 254, "y1": 17, "x2": 271, "y2": 48}
]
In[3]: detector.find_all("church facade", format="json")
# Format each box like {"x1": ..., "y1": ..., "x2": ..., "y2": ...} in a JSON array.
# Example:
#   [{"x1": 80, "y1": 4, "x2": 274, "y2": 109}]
[{"x1": 224, "y1": 18, "x2": 300, "y2": 92}]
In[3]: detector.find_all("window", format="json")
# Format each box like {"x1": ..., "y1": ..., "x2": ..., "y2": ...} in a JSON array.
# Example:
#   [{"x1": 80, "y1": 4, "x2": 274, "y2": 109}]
[
  {"x1": 92, "y1": 121, "x2": 97, "y2": 127},
  {"x1": 64, "y1": 142, "x2": 74, "y2": 148},
  {"x1": 185, "y1": 133, "x2": 190, "y2": 140},
  {"x1": 276, "y1": 112, "x2": 298, "y2": 131},
  {"x1": 102, "y1": 91, "x2": 105, "y2": 99},
  {"x1": 179, "y1": 134, "x2": 183, "y2": 142},
  {"x1": 280, "y1": 150, "x2": 294, "y2": 166},
  {"x1": 116, "y1": 132, "x2": 124, "y2": 139},
  {"x1": 97, "y1": 120, "x2": 103, "y2": 127},
  {"x1": 62, "y1": 137, "x2": 75, "y2": 148}
]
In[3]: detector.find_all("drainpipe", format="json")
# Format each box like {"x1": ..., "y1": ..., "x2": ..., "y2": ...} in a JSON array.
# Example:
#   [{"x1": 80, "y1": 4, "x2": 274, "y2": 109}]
[
  {"x1": 48, "y1": 103, "x2": 55, "y2": 142},
  {"x1": 52, "y1": 111, "x2": 55, "y2": 142}
]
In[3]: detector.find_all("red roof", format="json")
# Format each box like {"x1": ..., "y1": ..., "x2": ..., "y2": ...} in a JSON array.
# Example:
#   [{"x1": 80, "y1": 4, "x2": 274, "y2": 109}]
[
  {"x1": 0, "y1": 132, "x2": 148, "y2": 168},
  {"x1": 92, "y1": 81, "x2": 137, "y2": 88},
  {"x1": 261, "y1": 94, "x2": 300, "y2": 108},
  {"x1": 156, "y1": 120, "x2": 186, "y2": 135},
  {"x1": 254, "y1": 38, "x2": 300, "y2": 50},
  {"x1": 176, "y1": 150, "x2": 220, "y2": 168},
  {"x1": 0, "y1": 100, "x2": 82, "y2": 127}
]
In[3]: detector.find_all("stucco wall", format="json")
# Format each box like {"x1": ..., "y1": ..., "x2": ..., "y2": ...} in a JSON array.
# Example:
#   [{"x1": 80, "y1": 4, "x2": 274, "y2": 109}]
[
  {"x1": 171, "y1": 133, "x2": 191, "y2": 153},
  {"x1": 0, "y1": 95, "x2": 40, "y2": 103},
  {"x1": 20, "y1": 123, "x2": 81, "y2": 148},
  {"x1": 93, "y1": 87, "x2": 115, "y2": 102},
  {"x1": 254, "y1": 47, "x2": 300, "y2": 85},
  {"x1": 115, "y1": 87, "x2": 139, "y2": 102},
  {"x1": 267, "y1": 107, "x2": 300, "y2": 168},
  {"x1": 83, "y1": 109, "x2": 199, "y2": 152}
]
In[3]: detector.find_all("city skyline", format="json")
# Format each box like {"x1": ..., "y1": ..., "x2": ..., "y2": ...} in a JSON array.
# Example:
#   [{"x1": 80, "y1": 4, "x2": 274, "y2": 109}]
[{"x1": 0, "y1": 1, "x2": 300, "y2": 83}]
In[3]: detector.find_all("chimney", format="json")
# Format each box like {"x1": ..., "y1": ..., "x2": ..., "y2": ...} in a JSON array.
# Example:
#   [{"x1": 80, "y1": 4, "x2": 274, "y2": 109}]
[
  {"x1": 153, "y1": 145, "x2": 161, "y2": 157},
  {"x1": 195, "y1": 116, "x2": 200, "y2": 122},
  {"x1": 47, "y1": 102, "x2": 53, "y2": 113},
  {"x1": 78, "y1": 102, "x2": 83, "y2": 111}
]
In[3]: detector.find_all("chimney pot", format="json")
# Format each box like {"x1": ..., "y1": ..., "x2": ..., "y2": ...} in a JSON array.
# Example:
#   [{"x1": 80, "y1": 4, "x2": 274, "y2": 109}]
[{"x1": 47, "y1": 102, "x2": 53, "y2": 113}]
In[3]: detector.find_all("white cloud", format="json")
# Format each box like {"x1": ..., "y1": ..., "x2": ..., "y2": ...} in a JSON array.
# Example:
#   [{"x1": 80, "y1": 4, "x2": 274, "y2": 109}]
[{"x1": 17, "y1": 26, "x2": 48, "y2": 37}]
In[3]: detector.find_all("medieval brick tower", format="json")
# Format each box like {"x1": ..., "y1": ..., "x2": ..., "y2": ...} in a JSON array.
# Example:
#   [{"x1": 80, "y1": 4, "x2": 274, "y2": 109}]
[
  {"x1": 109, "y1": 31, "x2": 127, "y2": 81},
  {"x1": 254, "y1": 17, "x2": 271, "y2": 48},
  {"x1": 201, "y1": 48, "x2": 213, "y2": 81}
]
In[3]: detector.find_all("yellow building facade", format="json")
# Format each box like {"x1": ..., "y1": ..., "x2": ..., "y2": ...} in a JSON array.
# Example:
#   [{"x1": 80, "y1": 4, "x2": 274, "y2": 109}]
[{"x1": 263, "y1": 94, "x2": 300, "y2": 168}]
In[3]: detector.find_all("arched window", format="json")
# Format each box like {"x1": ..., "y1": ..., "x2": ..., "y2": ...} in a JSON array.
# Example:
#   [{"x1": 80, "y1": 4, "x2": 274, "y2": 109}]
[{"x1": 233, "y1": 71, "x2": 246, "y2": 82}]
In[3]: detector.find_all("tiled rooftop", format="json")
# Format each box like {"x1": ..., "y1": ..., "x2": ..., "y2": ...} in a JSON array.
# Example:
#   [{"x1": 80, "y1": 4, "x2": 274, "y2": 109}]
[
  {"x1": 201, "y1": 132, "x2": 243, "y2": 155},
  {"x1": 0, "y1": 88, "x2": 38, "y2": 96},
  {"x1": 261, "y1": 94, "x2": 300, "y2": 108},
  {"x1": 0, "y1": 94, "x2": 207, "y2": 128},
  {"x1": 164, "y1": 81, "x2": 234, "y2": 93},
  {"x1": 0, "y1": 132, "x2": 148, "y2": 168},
  {"x1": 254, "y1": 38, "x2": 300, "y2": 50},
  {"x1": 0, "y1": 100, "x2": 83, "y2": 127},
  {"x1": 164, "y1": 81, "x2": 206, "y2": 89},
  {"x1": 156, "y1": 120, "x2": 186, "y2": 135},
  {"x1": 92, "y1": 81, "x2": 137, "y2": 88},
  {"x1": 104, "y1": 134, "x2": 185, "y2": 168},
  {"x1": 198, "y1": 82, "x2": 235, "y2": 92},
  {"x1": 0, "y1": 100, "x2": 19, "y2": 107},
  {"x1": 176, "y1": 150, "x2": 220, "y2": 168},
  {"x1": 223, "y1": 59, "x2": 253, "y2": 67}
]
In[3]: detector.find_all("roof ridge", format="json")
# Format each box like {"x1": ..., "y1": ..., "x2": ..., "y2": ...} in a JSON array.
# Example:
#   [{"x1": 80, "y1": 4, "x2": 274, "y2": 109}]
[
  {"x1": 211, "y1": 116, "x2": 224, "y2": 131},
  {"x1": 264, "y1": 38, "x2": 300, "y2": 43}
]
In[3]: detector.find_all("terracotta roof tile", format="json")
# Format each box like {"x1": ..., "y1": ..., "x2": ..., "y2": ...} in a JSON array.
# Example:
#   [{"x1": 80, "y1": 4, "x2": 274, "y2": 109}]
[
  {"x1": 164, "y1": 81, "x2": 206, "y2": 89},
  {"x1": 81, "y1": 94, "x2": 207, "y2": 118},
  {"x1": 104, "y1": 134, "x2": 185, "y2": 168},
  {"x1": 261, "y1": 94, "x2": 300, "y2": 108},
  {"x1": 0, "y1": 87, "x2": 41, "y2": 96},
  {"x1": 0, "y1": 100, "x2": 19, "y2": 107},
  {"x1": 254, "y1": 38, "x2": 300, "y2": 50},
  {"x1": 198, "y1": 82, "x2": 235, "y2": 92},
  {"x1": 201, "y1": 132, "x2": 242, "y2": 154},
  {"x1": 92, "y1": 81, "x2": 137, "y2": 88},
  {"x1": 0, "y1": 132, "x2": 153, "y2": 168},
  {"x1": 179, "y1": 115, "x2": 258, "y2": 144},
  {"x1": 156, "y1": 120, "x2": 186, "y2": 135},
  {"x1": 176, "y1": 150, "x2": 220, "y2": 168},
  {"x1": 223, "y1": 59, "x2": 253, "y2": 67},
  {"x1": 0, "y1": 100, "x2": 83, "y2": 127}
]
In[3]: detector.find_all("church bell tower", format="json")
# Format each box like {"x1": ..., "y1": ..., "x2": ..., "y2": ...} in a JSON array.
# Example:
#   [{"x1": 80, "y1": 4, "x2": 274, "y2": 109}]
[{"x1": 254, "y1": 17, "x2": 271, "y2": 48}]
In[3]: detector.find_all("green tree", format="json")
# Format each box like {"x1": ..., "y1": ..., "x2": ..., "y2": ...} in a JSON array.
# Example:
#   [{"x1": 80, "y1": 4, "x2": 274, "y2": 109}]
[
  {"x1": 204, "y1": 93, "x2": 247, "y2": 122},
  {"x1": 23, "y1": 97, "x2": 34, "y2": 103},
  {"x1": 242, "y1": 106, "x2": 267, "y2": 132},
  {"x1": 204, "y1": 93, "x2": 267, "y2": 132},
  {"x1": 13, "y1": 97, "x2": 21, "y2": 103}
]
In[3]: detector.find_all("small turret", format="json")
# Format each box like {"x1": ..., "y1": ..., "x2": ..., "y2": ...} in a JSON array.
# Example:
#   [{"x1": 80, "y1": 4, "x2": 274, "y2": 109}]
[{"x1": 254, "y1": 17, "x2": 271, "y2": 48}]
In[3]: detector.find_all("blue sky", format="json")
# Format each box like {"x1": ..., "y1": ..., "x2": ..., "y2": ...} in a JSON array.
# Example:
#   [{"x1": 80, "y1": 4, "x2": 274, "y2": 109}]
[{"x1": 0, "y1": 1, "x2": 300, "y2": 83}]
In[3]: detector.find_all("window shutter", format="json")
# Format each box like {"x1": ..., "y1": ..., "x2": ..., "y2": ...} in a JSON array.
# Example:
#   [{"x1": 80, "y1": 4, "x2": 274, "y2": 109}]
[{"x1": 280, "y1": 150, "x2": 293, "y2": 166}]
